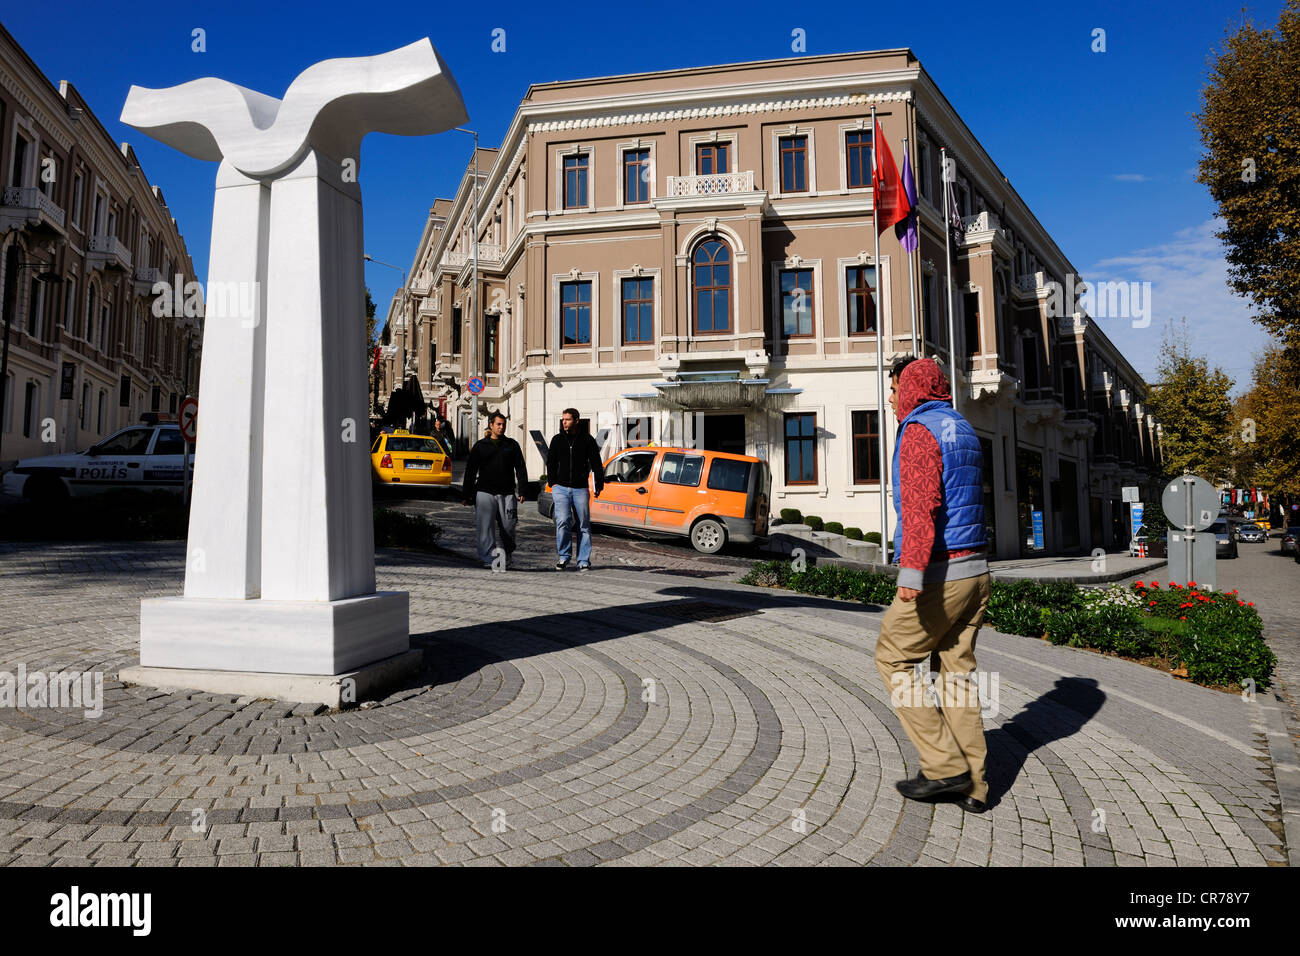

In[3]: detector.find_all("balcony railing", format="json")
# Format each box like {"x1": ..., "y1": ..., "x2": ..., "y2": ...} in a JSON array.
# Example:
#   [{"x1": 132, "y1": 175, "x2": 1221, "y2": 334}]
[
  {"x1": 133, "y1": 266, "x2": 161, "y2": 296},
  {"x1": 665, "y1": 170, "x2": 755, "y2": 197},
  {"x1": 2, "y1": 185, "x2": 66, "y2": 230},
  {"x1": 88, "y1": 234, "x2": 132, "y2": 271},
  {"x1": 441, "y1": 244, "x2": 502, "y2": 269}
]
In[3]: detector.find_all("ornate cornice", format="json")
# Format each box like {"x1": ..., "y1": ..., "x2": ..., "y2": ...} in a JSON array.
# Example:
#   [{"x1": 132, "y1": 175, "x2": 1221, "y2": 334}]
[{"x1": 525, "y1": 91, "x2": 911, "y2": 134}]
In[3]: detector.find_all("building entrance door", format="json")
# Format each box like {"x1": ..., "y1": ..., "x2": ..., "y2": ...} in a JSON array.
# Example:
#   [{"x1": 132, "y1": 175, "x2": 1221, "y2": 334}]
[{"x1": 702, "y1": 414, "x2": 746, "y2": 455}]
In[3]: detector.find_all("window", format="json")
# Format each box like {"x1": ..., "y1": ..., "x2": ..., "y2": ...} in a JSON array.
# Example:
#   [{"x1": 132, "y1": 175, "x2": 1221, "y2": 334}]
[
  {"x1": 153, "y1": 428, "x2": 185, "y2": 454},
  {"x1": 22, "y1": 381, "x2": 38, "y2": 438},
  {"x1": 606, "y1": 450, "x2": 657, "y2": 484},
  {"x1": 97, "y1": 391, "x2": 106, "y2": 433},
  {"x1": 779, "y1": 136, "x2": 808, "y2": 192},
  {"x1": 696, "y1": 142, "x2": 729, "y2": 175},
  {"x1": 71, "y1": 172, "x2": 83, "y2": 228},
  {"x1": 921, "y1": 274, "x2": 937, "y2": 346},
  {"x1": 484, "y1": 315, "x2": 499, "y2": 373},
  {"x1": 151, "y1": 385, "x2": 161, "y2": 411},
  {"x1": 693, "y1": 240, "x2": 731, "y2": 333},
  {"x1": 784, "y1": 413, "x2": 817, "y2": 484},
  {"x1": 2, "y1": 373, "x2": 10, "y2": 433},
  {"x1": 85, "y1": 286, "x2": 96, "y2": 342},
  {"x1": 169, "y1": 393, "x2": 178, "y2": 414},
  {"x1": 846, "y1": 265, "x2": 877, "y2": 336},
  {"x1": 963, "y1": 291, "x2": 982, "y2": 356},
  {"x1": 624, "y1": 149, "x2": 650, "y2": 204},
  {"x1": 80, "y1": 382, "x2": 89, "y2": 430},
  {"x1": 852, "y1": 410, "x2": 881, "y2": 484},
  {"x1": 92, "y1": 427, "x2": 152, "y2": 455},
  {"x1": 64, "y1": 279, "x2": 76, "y2": 333},
  {"x1": 659, "y1": 452, "x2": 704, "y2": 487},
  {"x1": 561, "y1": 281, "x2": 591, "y2": 346},
  {"x1": 563, "y1": 153, "x2": 588, "y2": 209},
  {"x1": 707, "y1": 458, "x2": 751, "y2": 493},
  {"x1": 918, "y1": 139, "x2": 931, "y2": 201},
  {"x1": 92, "y1": 192, "x2": 105, "y2": 235},
  {"x1": 451, "y1": 306, "x2": 462, "y2": 355},
  {"x1": 100, "y1": 303, "x2": 110, "y2": 352},
  {"x1": 780, "y1": 268, "x2": 814, "y2": 337},
  {"x1": 624, "y1": 417, "x2": 651, "y2": 447},
  {"x1": 10, "y1": 136, "x2": 30, "y2": 187},
  {"x1": 621, "y1": 277, "x2": 653, "y2": 344},
  {"x1": 846, "y1": 130, "x2": 872, "y2": 189}
]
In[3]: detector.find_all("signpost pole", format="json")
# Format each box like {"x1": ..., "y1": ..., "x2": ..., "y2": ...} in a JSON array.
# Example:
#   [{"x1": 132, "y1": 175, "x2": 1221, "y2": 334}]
[
  {"x1": 1184, "y1": 474, "x2": 1194, "y2": 586},
  {"x1": 183, "y1": 442, "x2": 192, "y2": 507}
]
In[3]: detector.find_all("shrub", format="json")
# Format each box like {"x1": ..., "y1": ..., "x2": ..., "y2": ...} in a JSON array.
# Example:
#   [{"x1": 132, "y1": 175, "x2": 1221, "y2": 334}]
[
  {"x1": 864, "y1": 531, "x2": 881, "y2": 544},
  {"x1": 0, "y1": 489, "x2": 189, "y2": 541},
  {"x1": 780, "y1": 508, "x2": 803, "y2": 524},
  {"x1": 844, "y1": 527, "x2": 864, "y2": 540},
  {"x1": 739, "y1": 560, "x2": 794, "y2": 589},
  {"x1": 824, "y1": 521, "x2": 844, "y2": 535},
  {"x1": 372, "y1": 509, "x2": 443, "y2": 550},
  {"x1": 805, "y1": 516, "x2": 824, "y2": 531}
]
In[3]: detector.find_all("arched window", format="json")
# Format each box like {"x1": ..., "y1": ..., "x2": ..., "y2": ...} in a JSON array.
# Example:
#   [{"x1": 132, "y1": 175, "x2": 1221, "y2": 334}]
[
  {"x1": 85, "y1": 285, "x2": 97, "y2": 343},
  {"x1": 692, "y1": 238, "x2": 731, "y2": 334}
]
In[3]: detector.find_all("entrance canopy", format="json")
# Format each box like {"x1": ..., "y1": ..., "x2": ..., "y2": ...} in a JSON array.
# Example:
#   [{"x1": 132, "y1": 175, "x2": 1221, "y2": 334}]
[{"x1": 623, "y1": 370, "x2": 802, "y2": 411}]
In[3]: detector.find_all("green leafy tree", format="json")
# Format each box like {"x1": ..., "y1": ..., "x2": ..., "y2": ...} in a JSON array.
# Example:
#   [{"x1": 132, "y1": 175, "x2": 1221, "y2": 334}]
[
  {"x1": 364, "y1": 287, "x2": 377, "y2": 365},
  {"x1": 1238, "y1": 345, "x2": 1300, "y2": 494},
  {"x1": 1194, "y1": 2, "x2": 1300, "y2": 349},
  {"x1": 1145, "y1": 319, "x2": 1234, "y2": 483}
]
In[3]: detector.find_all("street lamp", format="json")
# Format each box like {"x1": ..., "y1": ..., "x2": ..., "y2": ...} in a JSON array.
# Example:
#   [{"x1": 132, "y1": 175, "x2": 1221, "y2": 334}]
[
  {"x1": 0, "y1": 247, "x2": 61, "y2": 467},
  {"x1": 363, "y1": 253, "x2": 407, "y2": 418},
  {"x1": 448, "y1": 126, "x2": 480, "y2": 447}
]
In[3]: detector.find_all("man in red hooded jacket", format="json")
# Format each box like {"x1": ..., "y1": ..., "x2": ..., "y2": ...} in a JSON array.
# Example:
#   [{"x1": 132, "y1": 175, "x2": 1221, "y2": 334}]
[{"x1": 875, "y1": 356, "x2": 992, "y2": 813}]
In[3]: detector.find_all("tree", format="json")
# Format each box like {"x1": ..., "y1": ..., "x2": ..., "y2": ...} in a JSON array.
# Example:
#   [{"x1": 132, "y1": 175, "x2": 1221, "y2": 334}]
[
  {"x1": 1236, "y1": 344, "x2": 1300, "y2": 494},
  {"x1": 1194, "y1": 2, "x2": 1300, "y2": 349},
  {"x1": 364, "y1": 287, "x2": 377, "y2": 367},
  {"x1": 1144, "y1": 319, "x2": 1234, "y2": 482}
]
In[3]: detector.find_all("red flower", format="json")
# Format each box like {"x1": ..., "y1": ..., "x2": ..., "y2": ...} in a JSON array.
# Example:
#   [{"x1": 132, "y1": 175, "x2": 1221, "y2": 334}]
[
  {"x1": 1149, "y1": 601, "x2": 1157, "y2": 607},
  {"x1": 1188, "y1": 581, "x2": 1197, "y2": 588},
  {"x1": 1248, "y1": 602, "x2": 1254, "y2": 607},
  {"x1": 1136, "y1": 581, "x2": 1145, "y2": 588},
  {"x1": 1180, "y1": 616, "x2": 1187, "y2": 621}
]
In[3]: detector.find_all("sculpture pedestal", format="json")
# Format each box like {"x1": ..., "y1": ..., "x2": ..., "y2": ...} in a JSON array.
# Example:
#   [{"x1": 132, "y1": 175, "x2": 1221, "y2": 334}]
[{"x1": 138, "y1": 592, "x2": 408, "y2": 674}]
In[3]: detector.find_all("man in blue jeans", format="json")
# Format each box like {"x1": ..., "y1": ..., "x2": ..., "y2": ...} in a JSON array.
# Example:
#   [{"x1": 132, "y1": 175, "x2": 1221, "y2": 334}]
[{"x1": 546, "y1": 407, "x2": 604, "y2": 571}]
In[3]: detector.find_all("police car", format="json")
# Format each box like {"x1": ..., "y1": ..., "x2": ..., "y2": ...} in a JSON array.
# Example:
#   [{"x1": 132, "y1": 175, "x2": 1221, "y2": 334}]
[{"x1": 2, "y1": 422, "x2": 191, "y2": 502}]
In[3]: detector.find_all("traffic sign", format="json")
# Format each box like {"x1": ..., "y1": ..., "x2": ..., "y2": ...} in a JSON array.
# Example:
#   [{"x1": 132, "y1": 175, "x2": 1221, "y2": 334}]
[
  {"x1": 467, "y1": 377, "x2": 485, "y2": 395},
  {"x1": 1161, "y1": 474, "x2": 1218, "y2": 531},
  {"x1": 1121, "y1": 486, "x2": 1140, "y2": 503},
  {"x1": 178, "y1": 396, "x2": 199, "y2": 443}
]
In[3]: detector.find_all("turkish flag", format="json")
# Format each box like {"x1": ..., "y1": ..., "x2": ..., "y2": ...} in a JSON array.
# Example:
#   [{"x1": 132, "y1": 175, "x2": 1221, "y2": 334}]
[{"x1": 873, "y1": 120, "x2": 911, "y2": 235}]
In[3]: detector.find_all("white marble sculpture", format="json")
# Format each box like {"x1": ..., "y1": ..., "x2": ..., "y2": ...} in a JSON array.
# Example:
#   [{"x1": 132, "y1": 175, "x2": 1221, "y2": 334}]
[{"x1": 122, "y1": 40, "x2": 467, "y2": 688}]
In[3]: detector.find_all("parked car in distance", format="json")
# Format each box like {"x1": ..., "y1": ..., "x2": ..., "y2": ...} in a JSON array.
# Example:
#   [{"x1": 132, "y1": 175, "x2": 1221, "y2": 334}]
[
  {"x1": 1282, "y1": 526, "x2": 1300, "y2": 554},
  {"x1": 1235, "y1": 523, "x2": 1267, "y2": 543},
  {"x1": 2, "y1": 423, "x2": 191, "y2": 502},
  {"x1": 1208, "y1": 520, "x2": 1238, "y2": 558},
  {"x1": 537, "y1": 446, "x2": 770, "y2": 554},
  {"x1": 369, "y1": 429, "x2": 452, "y2": 486}
]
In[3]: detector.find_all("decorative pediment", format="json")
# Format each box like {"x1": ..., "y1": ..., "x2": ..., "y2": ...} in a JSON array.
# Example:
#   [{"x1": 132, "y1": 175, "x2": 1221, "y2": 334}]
[{"x1": 784, "y1": 254, "x2": 803, "y2": 269}]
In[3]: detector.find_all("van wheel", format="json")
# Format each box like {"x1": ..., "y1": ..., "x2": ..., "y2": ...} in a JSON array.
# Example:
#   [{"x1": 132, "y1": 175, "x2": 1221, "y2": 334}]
[{"x1": 690, "y1": 518, "x2": 727, "y2": 554}]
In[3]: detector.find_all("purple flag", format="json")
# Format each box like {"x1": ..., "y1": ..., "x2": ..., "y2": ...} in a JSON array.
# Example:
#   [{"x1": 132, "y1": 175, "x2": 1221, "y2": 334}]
[{"x1": 894, "y1": 142, "x2": 919, "y2": 253}]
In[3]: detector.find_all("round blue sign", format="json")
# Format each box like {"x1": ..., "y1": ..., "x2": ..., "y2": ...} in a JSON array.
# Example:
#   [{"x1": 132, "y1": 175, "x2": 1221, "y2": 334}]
[{"x1": 467, "y1": 376, "x2": 485, "y2": 395}]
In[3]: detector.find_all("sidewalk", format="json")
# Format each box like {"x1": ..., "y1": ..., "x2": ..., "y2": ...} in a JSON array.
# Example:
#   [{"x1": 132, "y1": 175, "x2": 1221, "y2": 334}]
[{"x1": 0, "y1": 540, "x2": 1286, "y2": 867}]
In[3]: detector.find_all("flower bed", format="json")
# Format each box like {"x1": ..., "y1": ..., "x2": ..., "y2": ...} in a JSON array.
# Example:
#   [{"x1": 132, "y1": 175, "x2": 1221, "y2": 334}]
[{"x1": 738, "y1": 561, "x2": 1276, "y2": 690}]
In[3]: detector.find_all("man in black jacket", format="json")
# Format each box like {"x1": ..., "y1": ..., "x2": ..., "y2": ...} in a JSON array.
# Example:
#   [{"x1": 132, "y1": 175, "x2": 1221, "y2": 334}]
[
  {"x1": 546, "y1": 407, "x2": 604, "y2": 571},
  {"x1": 463, "y1": 411, "x2": 528, "y2": 569}
]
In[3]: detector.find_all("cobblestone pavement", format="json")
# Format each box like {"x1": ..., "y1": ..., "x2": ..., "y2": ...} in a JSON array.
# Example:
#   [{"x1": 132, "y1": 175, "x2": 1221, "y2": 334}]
[{"x1": 0, "y1": 541, "x2": 1287, "y2": 867}]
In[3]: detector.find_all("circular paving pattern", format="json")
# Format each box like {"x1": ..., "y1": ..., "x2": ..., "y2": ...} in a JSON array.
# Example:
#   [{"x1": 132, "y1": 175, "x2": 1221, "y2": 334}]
[{"x1": 0, "y1": 542, "x2": 1287, "y2": 866}]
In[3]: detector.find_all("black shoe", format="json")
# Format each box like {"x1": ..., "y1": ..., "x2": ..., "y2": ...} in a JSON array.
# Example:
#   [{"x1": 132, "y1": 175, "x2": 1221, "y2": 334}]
[
  {"x1": 895, "y1": 771, "x2": 972, "y2": 802},
  {"x1": 957, "y1": 796, "x2": 988, "y2": 814},
  {"x1": 556, "y1": 560, "x2": 569, "y2": 570}
]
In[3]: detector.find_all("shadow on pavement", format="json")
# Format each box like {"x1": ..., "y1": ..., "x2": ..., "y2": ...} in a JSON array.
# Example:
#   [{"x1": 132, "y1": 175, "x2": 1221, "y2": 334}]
[{"x1": 982, "y1": 676, "x2": 1106, "y2": 808}]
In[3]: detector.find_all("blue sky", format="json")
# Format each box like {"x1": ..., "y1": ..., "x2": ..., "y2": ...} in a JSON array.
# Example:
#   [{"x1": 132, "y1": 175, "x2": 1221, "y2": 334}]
[{"x1": 3, "y1": 0, "x2": 1281, "y2": 392}]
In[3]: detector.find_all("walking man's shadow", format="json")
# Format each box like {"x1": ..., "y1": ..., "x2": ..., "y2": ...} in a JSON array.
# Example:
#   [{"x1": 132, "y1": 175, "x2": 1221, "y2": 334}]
[{"x1": 982, "y1": 677, "x2": 1105, "y2": 807}]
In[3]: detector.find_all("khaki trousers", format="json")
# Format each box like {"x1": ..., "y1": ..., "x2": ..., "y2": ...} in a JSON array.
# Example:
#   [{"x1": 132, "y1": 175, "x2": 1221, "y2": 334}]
[{"x1": 874, "y1": 573, "x2": 992, "y2": 801}]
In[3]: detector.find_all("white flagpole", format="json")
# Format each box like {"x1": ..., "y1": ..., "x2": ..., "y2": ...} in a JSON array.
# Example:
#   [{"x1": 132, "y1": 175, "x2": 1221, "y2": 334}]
[
  {"x1": 903, "y1": 136, "x2": 918, "y2": 356},
  {"x1": 873, "y1": 106, "x2": 891, "y2": 563},
  {"x1": 942, "y1": 146, "x2": 959, "y2": 414}
]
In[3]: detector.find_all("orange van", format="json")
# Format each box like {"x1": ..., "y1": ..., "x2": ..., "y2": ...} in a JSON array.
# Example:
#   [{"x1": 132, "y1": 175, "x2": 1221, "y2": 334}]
[{"x1": 538, "y1": 446, "x2": 770, "y2": 553}]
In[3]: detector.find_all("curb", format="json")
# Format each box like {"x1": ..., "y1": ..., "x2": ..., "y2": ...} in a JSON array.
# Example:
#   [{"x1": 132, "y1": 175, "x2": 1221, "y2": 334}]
[{"x1": 1254, "y1": 685, "x2": 1300, "y2": 866}]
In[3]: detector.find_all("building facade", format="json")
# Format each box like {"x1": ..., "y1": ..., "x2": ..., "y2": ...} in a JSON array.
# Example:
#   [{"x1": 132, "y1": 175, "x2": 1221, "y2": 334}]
[
  {"x1": 1, "y1": 23, "x2": 201, "y2": 470},
  {"x1": 382, "y1": 49, "x2": 1163, "y2": 557}
]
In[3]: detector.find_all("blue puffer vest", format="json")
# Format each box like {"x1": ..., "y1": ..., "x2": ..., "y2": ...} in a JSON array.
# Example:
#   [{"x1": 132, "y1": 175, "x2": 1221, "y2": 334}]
[{"x1": 891, "y1": 399, "x2": 986, "y2": 563}]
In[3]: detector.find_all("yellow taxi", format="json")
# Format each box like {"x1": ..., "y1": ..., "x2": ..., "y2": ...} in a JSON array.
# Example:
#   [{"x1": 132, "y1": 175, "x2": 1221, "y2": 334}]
[{"x1": 370, "y1": 429, "x2": 452, "y2": 485}]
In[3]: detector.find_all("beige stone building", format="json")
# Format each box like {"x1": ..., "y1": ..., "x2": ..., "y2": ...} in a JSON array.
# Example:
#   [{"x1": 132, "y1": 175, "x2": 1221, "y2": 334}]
[
  {"x1": 1, "y1": 23, "x2": 201, "y2": 470},
  {"x1": 381, "y1": 49, "x2": 1163, "y2": 557}
]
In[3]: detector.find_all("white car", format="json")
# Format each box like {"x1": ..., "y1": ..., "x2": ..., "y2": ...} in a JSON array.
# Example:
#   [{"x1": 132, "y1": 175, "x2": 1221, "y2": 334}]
[{"x1": 2, "y1": 423, "x2": 191, "y2": 501}]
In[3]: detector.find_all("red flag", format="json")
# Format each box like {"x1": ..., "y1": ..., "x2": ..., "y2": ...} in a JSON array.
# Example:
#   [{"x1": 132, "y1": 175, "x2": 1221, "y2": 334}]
[
  {"x1": 872, "y1": 120, "x2": 910, "y2": 235},
  {"x1": 371, "y1": 346, "x2": 382, "y2": 371}
]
